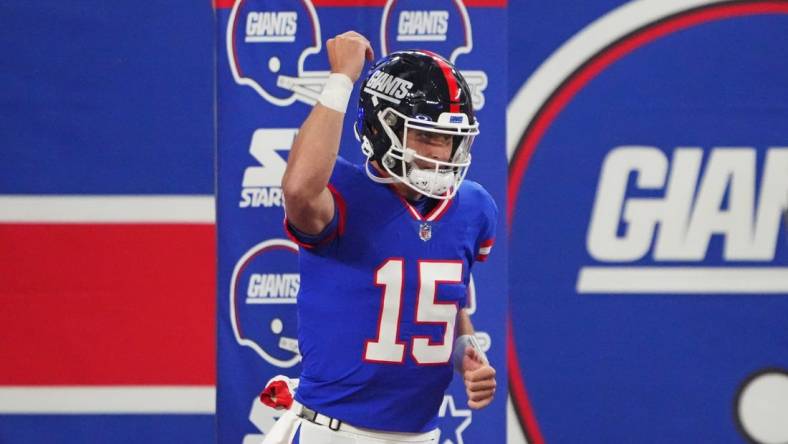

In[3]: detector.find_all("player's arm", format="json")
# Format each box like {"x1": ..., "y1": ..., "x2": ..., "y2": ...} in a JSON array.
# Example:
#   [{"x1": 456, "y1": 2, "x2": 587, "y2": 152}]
[
  {"x1": 455, "y1": 309, "x2": 496, "y2": 409},
  {"x1": 281, "y1": 31, "x2": 374, "y2": 235}
]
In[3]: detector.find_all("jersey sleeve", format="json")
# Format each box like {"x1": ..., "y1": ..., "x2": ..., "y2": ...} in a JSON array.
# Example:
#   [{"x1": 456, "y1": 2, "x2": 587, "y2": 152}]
[
  {"x1": 282, "y1": 158, "x2": 352, "y2": 251},
  {"x1": 474, "y1": 190, "x2": 498, "y2": 262}
]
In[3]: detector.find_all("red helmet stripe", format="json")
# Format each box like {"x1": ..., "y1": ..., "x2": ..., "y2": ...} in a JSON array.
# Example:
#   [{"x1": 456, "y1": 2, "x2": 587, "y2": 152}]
[{"x1": 421, "y1": 50, "x2": 461, "y2": 113}]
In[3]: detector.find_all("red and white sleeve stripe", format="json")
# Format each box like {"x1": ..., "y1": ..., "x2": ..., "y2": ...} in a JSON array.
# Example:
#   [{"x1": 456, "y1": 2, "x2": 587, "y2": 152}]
[{"x1": 476, "y1": 238, "x2": 494, "y2": 262}]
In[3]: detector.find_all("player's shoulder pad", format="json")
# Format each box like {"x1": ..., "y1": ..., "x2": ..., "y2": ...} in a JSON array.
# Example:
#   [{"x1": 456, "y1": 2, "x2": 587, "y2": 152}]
[
  {"x1": 458, "y1": 179, "x2": 499, "y2": 218},
  {"x1": 460, "y1": 180, "x2": 498, "y2": 260},
  {"x1": 329, "y1": 155, "x2": 365, "y2": 185}
]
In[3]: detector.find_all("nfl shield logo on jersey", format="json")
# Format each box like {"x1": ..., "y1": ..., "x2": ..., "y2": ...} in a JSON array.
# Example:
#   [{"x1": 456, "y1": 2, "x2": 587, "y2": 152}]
[{"x1": 419, "y1": 222, "x2": 432, "y2": 241}]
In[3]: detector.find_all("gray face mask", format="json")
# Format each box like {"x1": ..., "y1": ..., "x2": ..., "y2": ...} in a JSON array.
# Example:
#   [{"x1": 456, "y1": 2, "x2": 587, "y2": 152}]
[{"x1": 361, "y1": 108, "x2": 477, "y2": 200}]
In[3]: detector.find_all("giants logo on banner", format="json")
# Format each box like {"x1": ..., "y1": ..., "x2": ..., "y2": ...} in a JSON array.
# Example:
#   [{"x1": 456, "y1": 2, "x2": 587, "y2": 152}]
[
  {"x1": 507, "y1": 1, "x2": 788, "y2": 443},
  {"x1": 230, "y1": 238, "x2": 301, "y2": 368},
  {"x1": 580, "y1": 145, "x2": 787, "y2": 294},
  {"x1": 380, "y1": 0, "x2": 488, "y2": 109},
  {"x1": 226, "y1": 0, "x2": 328, "y2": 106}
]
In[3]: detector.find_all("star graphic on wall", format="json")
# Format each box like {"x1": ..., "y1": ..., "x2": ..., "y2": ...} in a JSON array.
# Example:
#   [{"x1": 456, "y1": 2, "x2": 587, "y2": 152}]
[{"x1": 436, "y1": 395, "x2": 472, "y2": 444}]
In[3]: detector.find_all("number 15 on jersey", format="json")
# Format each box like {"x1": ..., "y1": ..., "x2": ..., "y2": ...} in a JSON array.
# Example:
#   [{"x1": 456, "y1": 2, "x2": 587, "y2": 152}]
[{"x1": 364, "y1": 259, "x2": 463, "y2": 365}]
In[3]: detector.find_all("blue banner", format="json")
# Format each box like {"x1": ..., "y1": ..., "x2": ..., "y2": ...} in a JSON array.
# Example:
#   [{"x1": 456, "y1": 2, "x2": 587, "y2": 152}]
[
  {"x1": 216, "y1": 1, "x2": 508, "y2": 443},
  {"x1": 507, "y1": 1, "x2": 788, "y2": 443}
]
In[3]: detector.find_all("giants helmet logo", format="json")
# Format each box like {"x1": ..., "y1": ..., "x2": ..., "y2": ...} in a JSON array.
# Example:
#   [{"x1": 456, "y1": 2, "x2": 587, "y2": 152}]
[
  {"x1": 380, "y1": 0, "x2": 488, "y2": 109},
  {"x1": 226, "y1": 0, "x2": 328, "y2": 106},
  {"x1": 230, "y1": 239, "x2": 301, "y2": 368}
]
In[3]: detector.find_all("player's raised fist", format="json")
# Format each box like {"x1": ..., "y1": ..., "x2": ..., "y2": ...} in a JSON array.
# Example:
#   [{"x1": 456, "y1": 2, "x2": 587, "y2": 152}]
[{"x1": 326, "y1": 31, "x2": 374, "y2": 83}]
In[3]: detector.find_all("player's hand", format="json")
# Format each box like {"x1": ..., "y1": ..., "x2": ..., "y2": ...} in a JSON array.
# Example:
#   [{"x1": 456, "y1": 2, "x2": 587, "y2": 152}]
[
  {"x1": 326, "y1": 31, "x2": 374, "y2": 83},
  {"x1": 461, "y1": 345, "x2": 496, "y2": 409}
]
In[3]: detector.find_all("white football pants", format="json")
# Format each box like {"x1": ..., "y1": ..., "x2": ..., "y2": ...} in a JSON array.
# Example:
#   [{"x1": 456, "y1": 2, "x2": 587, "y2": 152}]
[{"x1": 296, "y1": 418, "x2": 439, "y2": 444}]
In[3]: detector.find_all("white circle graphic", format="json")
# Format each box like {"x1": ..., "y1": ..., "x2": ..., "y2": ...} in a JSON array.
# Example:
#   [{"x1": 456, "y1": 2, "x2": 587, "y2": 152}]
[
  {"x1": 738, "y1": 371, "x2": 788, "y2": 444},
  {"x1": 270, "y1": 318, "x2": 283, "y2": 335},
  {"x1": 268, "y1": 56, "x2": 281, "y2": 73}
]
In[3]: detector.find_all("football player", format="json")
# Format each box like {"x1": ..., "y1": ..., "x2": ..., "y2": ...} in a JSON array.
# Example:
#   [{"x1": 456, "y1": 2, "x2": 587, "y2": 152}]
[{"x1": 280, "y1": 31, "x2": 497, "y2": 444}]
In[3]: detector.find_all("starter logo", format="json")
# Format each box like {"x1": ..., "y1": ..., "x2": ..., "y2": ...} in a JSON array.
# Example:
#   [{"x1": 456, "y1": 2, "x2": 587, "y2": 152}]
[
  {"x1": 239, "y1": 128, "x2": 297, "y2": 209},
  {"x1": 578, "y1": 146, "x2": 788, "y2": 294},
  {"x1": 230, "y1": 238, "x2": 301, "y2": 368},
  {"x1": 227, "y1": 0, "x2": 329, "y2": 106},
  {"x1": 380, "y1": 0, "x2": 488, "y2": 109}
]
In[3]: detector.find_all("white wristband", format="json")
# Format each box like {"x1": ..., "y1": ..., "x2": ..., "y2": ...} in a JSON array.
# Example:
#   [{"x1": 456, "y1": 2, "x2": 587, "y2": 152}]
[
  {"x1": 453, "y1": 334, "x2": 488, "y2": 373},
  {"x1": 318, "y1": 73, "x2": 354, "y2": 113}
]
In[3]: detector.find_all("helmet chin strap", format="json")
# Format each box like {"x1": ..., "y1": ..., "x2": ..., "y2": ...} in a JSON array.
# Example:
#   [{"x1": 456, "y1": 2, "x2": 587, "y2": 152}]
[
  {"x1": 364, "y1": 157, "x2": 397, "y2": 184},
  {"x1": 362, "y1": 137, "x2": 457, "y2": 199}
]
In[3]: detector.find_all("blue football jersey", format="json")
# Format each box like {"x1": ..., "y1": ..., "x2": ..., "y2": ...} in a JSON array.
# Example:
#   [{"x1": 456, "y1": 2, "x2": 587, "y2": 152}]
[{"x1": 285, "y1": 156, "x2": 497, "y2": 433}]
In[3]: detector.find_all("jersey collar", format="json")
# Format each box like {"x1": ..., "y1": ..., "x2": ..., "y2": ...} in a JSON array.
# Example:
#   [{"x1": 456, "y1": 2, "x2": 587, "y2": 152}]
[
  {"x1": 389, "y1": 186, "x2": 453, "y2": 222},
  {"x1": 371, "y1": 160, "x2": 454, "y2": 222}
]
